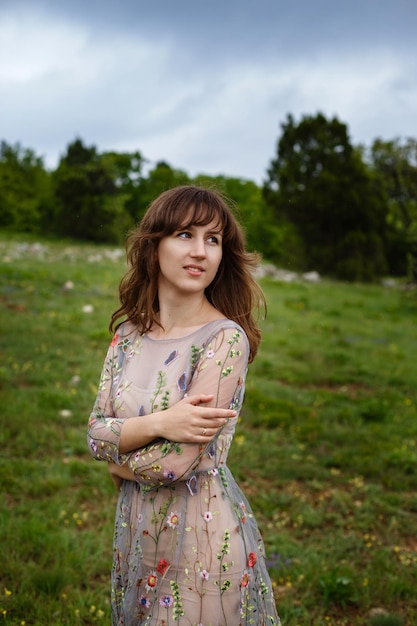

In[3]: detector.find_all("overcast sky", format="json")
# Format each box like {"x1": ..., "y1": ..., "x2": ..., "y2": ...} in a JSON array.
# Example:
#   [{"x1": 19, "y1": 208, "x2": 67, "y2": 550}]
[{"x1": 1, "y1": 0, "x2": 416, "y2": 182}]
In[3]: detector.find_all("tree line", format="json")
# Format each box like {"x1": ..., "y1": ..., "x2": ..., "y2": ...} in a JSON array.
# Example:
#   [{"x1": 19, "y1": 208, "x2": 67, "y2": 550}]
[{"x1": 1, "y1": 112, "x2": 416, "y2": 281}]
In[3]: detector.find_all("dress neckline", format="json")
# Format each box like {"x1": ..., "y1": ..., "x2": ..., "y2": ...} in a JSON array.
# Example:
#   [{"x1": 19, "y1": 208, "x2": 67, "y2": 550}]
[{"x1": 144, "y1": 318, "x2": 230, "y2": 343}]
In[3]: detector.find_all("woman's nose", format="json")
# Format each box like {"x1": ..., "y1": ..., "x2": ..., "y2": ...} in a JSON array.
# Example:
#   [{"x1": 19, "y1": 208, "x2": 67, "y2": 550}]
[{"x1": 190, "y1": 237, "x2": 206, "y2": 257}]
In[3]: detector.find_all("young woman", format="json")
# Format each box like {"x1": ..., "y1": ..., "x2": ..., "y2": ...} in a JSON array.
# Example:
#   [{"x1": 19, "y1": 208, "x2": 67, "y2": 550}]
[{"x1": 88, "y1": 185, "x2": 280, "y2": 625}]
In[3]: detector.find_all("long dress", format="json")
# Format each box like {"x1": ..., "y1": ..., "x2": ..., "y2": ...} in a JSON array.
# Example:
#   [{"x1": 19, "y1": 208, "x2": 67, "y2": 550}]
[{"x1": 88, "y1": 318, "x2": 280, "y2": 626}]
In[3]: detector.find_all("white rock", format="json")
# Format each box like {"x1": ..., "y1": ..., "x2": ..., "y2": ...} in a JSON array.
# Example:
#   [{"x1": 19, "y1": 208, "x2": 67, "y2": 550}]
[{"x1": 302, "y1": 271, "x2": 320, "y2": 282}]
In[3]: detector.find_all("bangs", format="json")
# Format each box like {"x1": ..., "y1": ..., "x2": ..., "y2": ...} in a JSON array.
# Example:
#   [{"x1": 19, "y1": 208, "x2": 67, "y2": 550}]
[
  {"x1": 151, "y1": 187, "x2": 230, "y2": 235},
  {"x1": 176, "y1": 200, "x2": 226, "y2": 232}
]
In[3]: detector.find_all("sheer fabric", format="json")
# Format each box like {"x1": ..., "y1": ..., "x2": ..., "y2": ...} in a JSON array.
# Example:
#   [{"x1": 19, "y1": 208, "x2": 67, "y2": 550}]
[{"x1": 88, "y1": 319, "x2": 280, "y2": 625}]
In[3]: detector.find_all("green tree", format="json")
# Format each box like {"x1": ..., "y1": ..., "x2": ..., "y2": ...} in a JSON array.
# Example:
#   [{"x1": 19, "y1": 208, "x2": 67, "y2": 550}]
[
  {"x1": 0, "y1": 141, "x2": 53, "y2": 233},
  {"x1": 131, "y1": 161, "x2": 190, "y2": 222},
  {"x1": 264, "y1": 113, "x2": 388, "y2": 280},
  {"x1": 370, "y1": 138, "x2": 417, "y2": 279},
  {"x1": 101, "y1": 150, "x2": 144, "y2": 222},
  {"x1": 52, "y1": 138, "x2": 131, "y2": 243}
]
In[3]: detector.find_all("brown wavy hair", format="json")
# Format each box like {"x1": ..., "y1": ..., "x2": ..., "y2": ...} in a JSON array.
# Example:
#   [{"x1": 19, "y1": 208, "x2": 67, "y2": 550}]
[{"x1": 110, "y1": 185, "x2": 266, "y2": 362}]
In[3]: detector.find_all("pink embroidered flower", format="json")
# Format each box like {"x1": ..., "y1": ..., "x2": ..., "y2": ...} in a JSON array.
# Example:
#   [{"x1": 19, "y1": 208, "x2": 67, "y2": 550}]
[
  {"x1": 167, "y1": 511, "x2": 180, "y2": 528},
  {"x1": 200, "y1": 569, "x2": 210, "y2": 581},
  {"x1": 138, "y1": 594, "x2": 150, "y2": 608},
  {"x1": 159, "y1": 595, "x2": 174, "y2": 608},
  {"x1": 110, "y1": 333, "x2": 120, "y2": 347},
  {"x1": 203, "y1": 511, "x2": 213, "y2": 522},
  {"x1": 155, "y1": 558, "x2": 170, "y2": 575},
  {"x1": 248, "y1": 552, "x2": 257, "y2": 568},
  {"x1": 146, "y1": 572, "x2": 158, "y2": 591},
  {"x1": 208, "y1": 468, "x2": 218, "y2": 476},
  {"x1": 206, "y1": 349, "x2": 215, "y2": 358}
]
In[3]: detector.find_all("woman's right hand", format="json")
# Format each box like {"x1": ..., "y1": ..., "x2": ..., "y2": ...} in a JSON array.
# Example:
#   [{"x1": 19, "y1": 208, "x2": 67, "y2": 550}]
[
  {"x1": 119, "y1": 394, "x2": 236, "y2": 453},
  {"x1": 155, "y1": 394, "x2": 236, "y2": 443}
]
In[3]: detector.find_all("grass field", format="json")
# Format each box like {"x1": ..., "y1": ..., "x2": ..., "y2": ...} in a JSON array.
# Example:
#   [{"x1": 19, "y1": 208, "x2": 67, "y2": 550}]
[{"x1": 1, "y1": 232, "x2": 417, "y2": 626}]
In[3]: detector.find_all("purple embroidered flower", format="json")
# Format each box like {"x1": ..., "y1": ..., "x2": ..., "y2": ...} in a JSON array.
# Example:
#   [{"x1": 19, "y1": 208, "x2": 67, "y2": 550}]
[
  {"x1": 164, "y1": 350, "x2": 178, "y2": 365},
  {"x1": 177, "y1": 372, "x2": 187, "y2": 391},
  {"x1": 159, "y1": 594, "x2": 174, "y2": 608},
  {"x1": 163, "y1": 469, "x2": 177, "y2": 481},
  {"x1": 89, "y1": 439, "x2": 97, "y2": 453},
  {"x1": 138, "y1": 595, "x2": 150, "y2": 608}
]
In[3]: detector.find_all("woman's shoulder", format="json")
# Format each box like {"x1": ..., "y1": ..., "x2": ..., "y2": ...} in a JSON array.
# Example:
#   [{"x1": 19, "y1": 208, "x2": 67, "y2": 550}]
[
  {"x1": 197, "y1": 319, "x2": 249, "y2": 350},
  {"x1": 113, "y1": 319, "x2": 139, "y2": 342}
]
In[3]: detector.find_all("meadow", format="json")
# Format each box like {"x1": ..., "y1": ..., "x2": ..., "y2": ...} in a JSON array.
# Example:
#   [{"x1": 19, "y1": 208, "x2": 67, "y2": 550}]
[{"x1": 1, "y1": 232, "x2": 416, "y2": 626}]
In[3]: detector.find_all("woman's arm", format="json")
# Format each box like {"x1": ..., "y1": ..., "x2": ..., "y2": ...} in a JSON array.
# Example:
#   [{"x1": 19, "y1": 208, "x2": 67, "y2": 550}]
[
  {"x1": 124, "y1": 326, "x2": 249, "y2": 491},
  {"x1": 88, "y1": 330, "x2": 239, "y2": 465}
]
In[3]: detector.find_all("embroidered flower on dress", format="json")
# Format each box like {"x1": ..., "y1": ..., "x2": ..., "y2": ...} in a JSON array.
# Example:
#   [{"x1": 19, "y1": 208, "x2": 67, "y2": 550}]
[
  {"x1": 241, "y1": 570, "x2": 249, "y2": 587},
  {"x1": 155, "y1": 558, "x2": 170, "y2": 575},
  {"x1": 200, "y1": 570, "x2": 210, "y2": 581},
  {"x1": 206, "y1": 349, "x2": 215, "y2": 358},
  {"x1": 146, "y1": 572, "x2": 158, "y2": 591},
  {"x1": 163, "y1": 469, "x2": 177, "y2": 481},
  {"x1": 159, "y1": 595, "x2": 174, "y2": 608},
  {"x1": 110, "y1": 333, "x2": 119, "y2": 347},
  {"x1": 164, "y1": 350, "x2": 178, "y2": 365},
  {"x1": 89, "y1": 439, "x2": 97, "y2": 453},
  {"x1": 139, "y1": 594, "x2": 151, "y2": 608},
  {"x1": 208, "y1": 468, "x2": 218, "y2": 476},
  {"x1": 248, "y1": 552, "x2": 257, "y2": 568},
  {"x1": 118, "y1": 338, "x2": 131, "y2": 353},
  {"x1": 203, "y1": 511, "x2": 213, "y2": 523},
  {"x1": 167, "y1": 511, "x2": 180, "y2": 528}
]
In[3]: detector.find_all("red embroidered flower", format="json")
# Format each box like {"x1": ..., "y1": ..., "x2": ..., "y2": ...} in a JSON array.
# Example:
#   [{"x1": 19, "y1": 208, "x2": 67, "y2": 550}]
[
  {"x1": 248, "y1": 552, "x2": 257, "y2": 568},
  {"x1": 110, "y1": 333, "x2": 120, "y2": 347},
  {"x1": 241, "y1": 571, "x2": 249, "y2": 587},
  {"x1": 146, "y1": 572, "x2": 158, "y2": 589},
  {"x1": 156, "y1": 558, "x2": 170, "y2": 575}
]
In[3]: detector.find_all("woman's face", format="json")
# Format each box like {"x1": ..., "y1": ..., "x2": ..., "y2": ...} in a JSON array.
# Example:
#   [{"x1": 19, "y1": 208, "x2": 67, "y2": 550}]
[{"x1": 157, "y1": 218, "x2": 223, "y2": 297}]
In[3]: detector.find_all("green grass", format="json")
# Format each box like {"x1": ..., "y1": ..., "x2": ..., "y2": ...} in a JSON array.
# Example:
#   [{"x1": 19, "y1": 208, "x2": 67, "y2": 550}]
[{"x1": 1, "y1": 232, "x2": 417, "y2": 625}]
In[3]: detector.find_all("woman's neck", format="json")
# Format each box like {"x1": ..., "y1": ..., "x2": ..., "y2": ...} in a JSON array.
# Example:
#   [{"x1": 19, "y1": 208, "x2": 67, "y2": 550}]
[{"x1": 151, "y1": 295, "x2": 223, "y2": 339}]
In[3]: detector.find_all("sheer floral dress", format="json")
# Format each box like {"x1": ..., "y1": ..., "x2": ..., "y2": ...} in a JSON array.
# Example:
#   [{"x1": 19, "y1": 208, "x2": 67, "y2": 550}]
[{"x1": 88, "y1": 319, "x2": 280, "y2": 626}]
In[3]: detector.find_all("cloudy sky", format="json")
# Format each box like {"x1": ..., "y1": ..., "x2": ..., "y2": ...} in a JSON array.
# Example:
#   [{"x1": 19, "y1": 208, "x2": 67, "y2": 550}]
[{"x1": 1, "y1": 0, "x2": 416, "y2": 182}]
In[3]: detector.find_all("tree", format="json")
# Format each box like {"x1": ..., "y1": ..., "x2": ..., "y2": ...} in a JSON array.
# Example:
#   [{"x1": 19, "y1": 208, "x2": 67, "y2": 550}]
[
  {"x1": 52, "y1": 139, "x2": 132, "y2": 243},
  {"x1": 263, "y1": 113, "x2": 388, "y2": 280},
  {"x1": 370, "y1": 138, "x2": 417, "y2": 279},
  {"x1": 132, "y1": 161, "x2": 190, "y2": 222},
  {"x1": 0, "y1": 141, "x2": 53, "y2": 233}
]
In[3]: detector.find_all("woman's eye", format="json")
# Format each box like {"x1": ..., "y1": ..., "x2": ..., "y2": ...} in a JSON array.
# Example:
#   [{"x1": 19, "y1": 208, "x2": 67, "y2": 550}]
[
  {"x1": 177, "y1": 231, "x2": 191, "y2": 239},
  {"x1": 208, "y1": 235, "x2": 219, "y2": 244}
]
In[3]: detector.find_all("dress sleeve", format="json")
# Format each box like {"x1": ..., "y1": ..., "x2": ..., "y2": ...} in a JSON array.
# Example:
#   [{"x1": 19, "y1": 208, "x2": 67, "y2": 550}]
[
  {"x1": 126, "y1": 325, "x2": 249, "y2": 491},
  {"x1": 87, "y1": 332, "x2": 130, "y2": 464}
]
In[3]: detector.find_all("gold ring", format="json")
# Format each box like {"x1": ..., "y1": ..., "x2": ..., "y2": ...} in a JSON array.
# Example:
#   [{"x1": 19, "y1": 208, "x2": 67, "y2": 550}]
[{"x1": 202, "y1": 428, "x2": 207, "y2": 437}]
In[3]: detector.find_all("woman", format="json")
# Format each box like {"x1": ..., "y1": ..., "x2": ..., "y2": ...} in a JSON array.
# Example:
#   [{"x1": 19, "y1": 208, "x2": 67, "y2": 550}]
[{"x1": 88, "y1": 185, "x2": 280, "y2": 625}]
